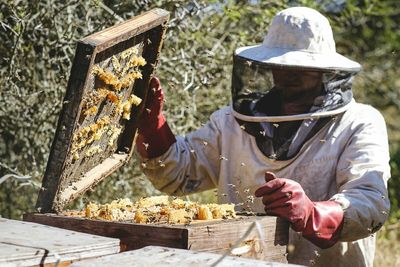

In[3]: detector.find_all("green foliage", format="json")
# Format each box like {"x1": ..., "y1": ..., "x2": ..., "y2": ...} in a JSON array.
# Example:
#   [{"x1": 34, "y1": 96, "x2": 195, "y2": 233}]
[
  {"x1": 0, "y1": 0, "x2": 399, "y2": 222},
  {"x1": 375, "y1": 222, "x2": 400, "y2": 266},
  {"x1": 388, "y1": 144, "x2": 400, "y2": 220}
]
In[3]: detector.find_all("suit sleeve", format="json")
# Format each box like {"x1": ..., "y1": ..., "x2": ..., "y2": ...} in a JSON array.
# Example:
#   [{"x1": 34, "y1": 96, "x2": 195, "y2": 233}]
[
  {"x1": 135, "y1": 110, "x2": 224, "y2": 195},
  {"x1": 331, "y1": 107, "x2": 391, "y2": 241}
]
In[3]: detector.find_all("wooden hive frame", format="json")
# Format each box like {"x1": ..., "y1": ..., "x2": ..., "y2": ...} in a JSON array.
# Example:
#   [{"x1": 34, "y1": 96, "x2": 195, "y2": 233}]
[{"x1": 36, "y1": 8, "x2": 170, "y2": 213}]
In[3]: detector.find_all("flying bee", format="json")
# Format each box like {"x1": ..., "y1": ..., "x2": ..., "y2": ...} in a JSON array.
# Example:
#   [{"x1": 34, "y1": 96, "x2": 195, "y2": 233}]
[
  {"x1": 143, "y1": 143, "x2": 149, "y2": 150},
  {"x1": 219, "y1": 155, "x2": 228, "y2": 161},
  {"x1": 246, "y1": 195, "x2": 254, "y2": 203}
]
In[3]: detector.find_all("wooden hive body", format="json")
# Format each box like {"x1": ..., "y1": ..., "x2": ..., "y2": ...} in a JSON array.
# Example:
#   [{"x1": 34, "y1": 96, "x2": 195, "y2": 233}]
[{"x1": 24, "y1": 213, "x2": 289, "y2": 263}]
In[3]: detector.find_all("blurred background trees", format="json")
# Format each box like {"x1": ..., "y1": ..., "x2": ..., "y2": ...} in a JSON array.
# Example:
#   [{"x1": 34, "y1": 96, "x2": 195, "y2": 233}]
[{"x1": 0, "y1": 0, "x2": 399, "y2": 223}]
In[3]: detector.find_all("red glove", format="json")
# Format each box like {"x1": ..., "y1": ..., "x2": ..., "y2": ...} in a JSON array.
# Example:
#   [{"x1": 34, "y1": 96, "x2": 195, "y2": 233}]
[
  {"x1": 136, "y1": 77, "x2": 176, "y2": 158},
  {"x1": 255, "y1": 172, "x2": 344, "y2": 249}
]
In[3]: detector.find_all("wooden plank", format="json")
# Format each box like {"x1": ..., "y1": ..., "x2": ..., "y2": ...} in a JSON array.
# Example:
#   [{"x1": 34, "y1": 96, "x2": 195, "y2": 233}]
[
  {"x1": 187, "y1": 216, "x2": 288, "y2": 262},
  {"x1": 24, "y1": 213, "x2": 288, "y2": 262},
  {"x1": 58, "y1": 153, "x2": 127, "y2": 206},
  {"x1": 0, "y1": 218, "x2": 120, "y2": 266},
  {"x1": 70, "y1": 246, "x2": 301, "y2": 267},
  {"x1": 82, "y1": 9, "x2": 169, "y2": 50},
  {"x1": 36, "y1": 9, "x2": 169, "y2": 213},
  {"x1": 0, "y1": 243, "x2": 46, "y2": 265},
  {"x1": 24, "y1": 213, "x2": 189, "y2": 252}
]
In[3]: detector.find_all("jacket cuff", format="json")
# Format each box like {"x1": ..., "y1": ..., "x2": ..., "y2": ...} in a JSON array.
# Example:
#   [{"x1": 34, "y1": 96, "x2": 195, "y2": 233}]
[
  {"x1": 302, "y1": 201, "x2": 344, "y2": 249},
  {"x1": 136, "y1": 114, "x2": 176, "y2": 158}
]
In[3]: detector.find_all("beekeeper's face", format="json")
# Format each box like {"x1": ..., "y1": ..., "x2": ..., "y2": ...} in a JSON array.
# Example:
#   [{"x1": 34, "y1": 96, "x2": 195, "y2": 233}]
[{"x1": 272, "y1": 69, "x2": 323, "y2": 101}]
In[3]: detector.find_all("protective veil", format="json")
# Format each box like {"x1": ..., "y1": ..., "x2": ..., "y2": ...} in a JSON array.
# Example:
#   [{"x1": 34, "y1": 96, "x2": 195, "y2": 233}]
[{"x1": 231, "y1": 54, "x2": 358, "y2": 160}]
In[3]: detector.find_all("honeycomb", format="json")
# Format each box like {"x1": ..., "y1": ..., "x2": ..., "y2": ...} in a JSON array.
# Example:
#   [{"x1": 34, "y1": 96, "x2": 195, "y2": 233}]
[
  {"x1": 69, "y1": 45, "x2": 145, "y2": 163},
  {"x1": 63, "y1": 196, "x2": 236, "y2": 225}
]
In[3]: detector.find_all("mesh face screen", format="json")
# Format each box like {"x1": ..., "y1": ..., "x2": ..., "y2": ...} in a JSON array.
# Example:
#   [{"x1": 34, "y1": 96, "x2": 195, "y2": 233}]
[{"x1": 231, "y1": 55, "x2": 357, "y2": 119}]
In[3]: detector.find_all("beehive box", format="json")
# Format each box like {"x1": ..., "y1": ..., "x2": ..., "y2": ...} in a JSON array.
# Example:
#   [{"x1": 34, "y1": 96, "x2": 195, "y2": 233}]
[
  {"x1": 24, "y1": 213, "x2": 288, "y2": 263},
  {"x1": 24, "y1": 8, "x2": 289, "y2": 264}
]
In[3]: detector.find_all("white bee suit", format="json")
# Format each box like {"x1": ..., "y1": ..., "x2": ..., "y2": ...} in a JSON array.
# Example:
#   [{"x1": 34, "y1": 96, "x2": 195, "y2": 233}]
[{"x1": 137, "y1": 100, "x2": 390, "y2": 267}]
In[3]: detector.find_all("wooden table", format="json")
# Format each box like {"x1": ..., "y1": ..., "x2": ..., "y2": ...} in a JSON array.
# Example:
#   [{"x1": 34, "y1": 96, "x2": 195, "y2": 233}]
[
  {"x1": 70, "y1": 246, "x2": 302, "y2": 267},
  {"x1": 0, "y1": 218, "x2": 120, "y2": 266}
]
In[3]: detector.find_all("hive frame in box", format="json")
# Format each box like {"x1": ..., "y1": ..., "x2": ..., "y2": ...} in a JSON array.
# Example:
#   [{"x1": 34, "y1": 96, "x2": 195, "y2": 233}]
[{"x1": 36, "y1": 8, "x2": 170, "y2": 213}]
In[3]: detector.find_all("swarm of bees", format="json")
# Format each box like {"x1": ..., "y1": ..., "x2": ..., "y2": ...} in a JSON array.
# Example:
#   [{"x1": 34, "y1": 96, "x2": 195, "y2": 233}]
[
  {"x1": 65, "y1": 196, "x2": 237, "y2": 225},
  {"x1": 70, "y1": 45, "x2": 146, "y2": 162}
]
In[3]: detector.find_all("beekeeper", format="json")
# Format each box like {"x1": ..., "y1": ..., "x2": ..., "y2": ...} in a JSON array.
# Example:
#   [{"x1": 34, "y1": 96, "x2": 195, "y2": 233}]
[{"x1": 135, "y1": 6, "x2": 390, "y2": 267}]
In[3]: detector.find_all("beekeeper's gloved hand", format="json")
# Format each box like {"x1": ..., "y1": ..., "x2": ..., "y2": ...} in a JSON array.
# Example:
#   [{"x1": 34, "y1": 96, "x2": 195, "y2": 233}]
[
  {"x1": 136, "y1": 77, "x2": 176, "y2": 158},
  {"x1": 255, "y1": 172, "x2": 344, "y2": 249}
]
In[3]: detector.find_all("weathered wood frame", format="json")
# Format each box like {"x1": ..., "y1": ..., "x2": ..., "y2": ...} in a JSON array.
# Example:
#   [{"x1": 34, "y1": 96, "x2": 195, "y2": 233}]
[
  {"x1": 24, "y1": 213, "x2": 289, "y2": 263},
  {"x1": 36, "y1": 9, "x2": 170, "y2": 213}
]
